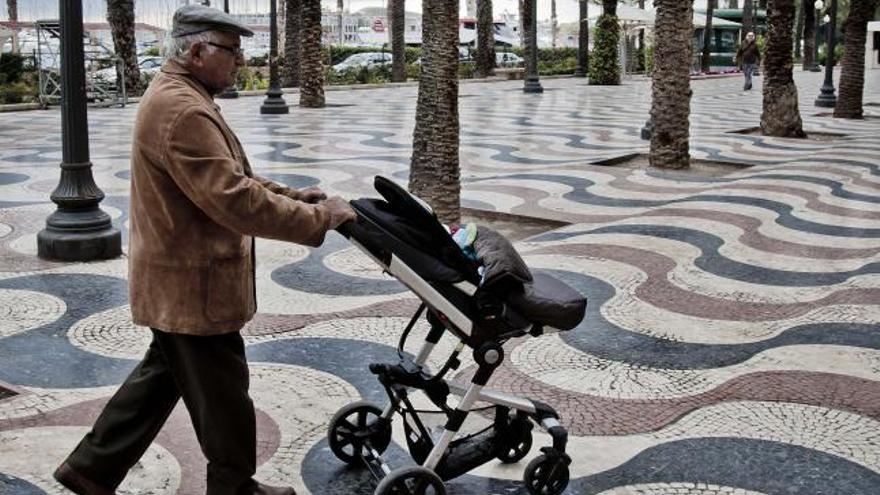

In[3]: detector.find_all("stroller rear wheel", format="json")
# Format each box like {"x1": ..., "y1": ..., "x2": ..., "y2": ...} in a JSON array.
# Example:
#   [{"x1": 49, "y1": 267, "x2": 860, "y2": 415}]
[
  {"x1": 374, "y1": 466, "x2": 446, "y2": 495},
  {"x1": 496, "y1": 428, "x2": 532, "y2": 463},
  {"x1": 523, "y1": 453, "x2": 570, "y2": 495},
  {"x1": 328, "y1": 400, "x2": 392, "y2": 465}
]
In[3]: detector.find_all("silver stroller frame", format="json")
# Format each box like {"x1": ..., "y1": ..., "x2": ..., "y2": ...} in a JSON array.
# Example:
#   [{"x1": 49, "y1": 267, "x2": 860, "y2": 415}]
[{"x1": 327, "y1": 236, "x2": 572, "y2": 495}]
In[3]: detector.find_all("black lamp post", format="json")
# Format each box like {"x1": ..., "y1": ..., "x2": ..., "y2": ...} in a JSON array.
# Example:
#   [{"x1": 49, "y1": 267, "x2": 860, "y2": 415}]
[
  {"x1": 260, "y1": 0, "x2": 289, "y2": 114},
  {"x1": 523, "y1": 0, "x2": 543, "y2": 93},
  {"x1": 814, "y1": 0, "x2": 837, "y2": 107},
  {"x1": 574, "y1": 0, "x2": 588, "y2": 77},
  {"x1": 37, "y1": 0, "x2": 121, "y2": 261},
  {"x1": 218, "y1": 0, "x2": 240, "y2": 98}
]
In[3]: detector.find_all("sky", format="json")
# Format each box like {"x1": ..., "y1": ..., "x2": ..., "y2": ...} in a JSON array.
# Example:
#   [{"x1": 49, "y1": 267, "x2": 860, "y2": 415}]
[{"x1": 2, "y1": 1, "x2": 666, "y2": 28}]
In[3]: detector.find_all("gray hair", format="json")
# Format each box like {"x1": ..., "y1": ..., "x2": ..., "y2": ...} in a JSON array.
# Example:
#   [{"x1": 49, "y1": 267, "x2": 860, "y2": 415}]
[{"x1": 164, "y1": 31, "x2": 220, "y2": 63}]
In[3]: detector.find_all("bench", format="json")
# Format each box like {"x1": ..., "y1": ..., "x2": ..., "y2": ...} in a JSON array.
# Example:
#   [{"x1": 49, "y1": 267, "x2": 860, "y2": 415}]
[{"x1": 495, "y1": 68, "x2": 525, "y2": 80}]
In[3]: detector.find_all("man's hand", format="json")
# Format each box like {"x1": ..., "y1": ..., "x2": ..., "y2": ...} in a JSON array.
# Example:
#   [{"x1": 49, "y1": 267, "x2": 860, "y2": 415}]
[
  {"x1": 298, "y1": 186, "x2": 327, "y2": 204},
  {"x1": 322, "y1": 196, "x2": 358, "y2": 230}
]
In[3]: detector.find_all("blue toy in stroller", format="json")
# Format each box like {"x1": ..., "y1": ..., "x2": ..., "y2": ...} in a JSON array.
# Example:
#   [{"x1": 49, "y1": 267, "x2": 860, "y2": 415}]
[{"x1": 329, "y1": 177, "x2": 587, "y2": 495}]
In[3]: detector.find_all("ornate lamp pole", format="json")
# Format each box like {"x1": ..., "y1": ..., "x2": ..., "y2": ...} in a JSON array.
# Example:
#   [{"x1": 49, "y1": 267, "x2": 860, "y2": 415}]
[
  {"x1": 523, "y1": 0, "x2": 543, "y2": 93},
  {"x1": 218, "y1": 0, "x2": 240, "y2": 98},
  {"x1": 814, "y1": 1, "x2": 837, "y2": 107},
  {"x1": 574, "y1": 0, "x2": 588, "y2": 77},
  {"x1": 37, "y1": 0, "x2": 121, "y2": 261},
  {"x1": 260, "y1": 0, "x2": 289, "y2": 114}
]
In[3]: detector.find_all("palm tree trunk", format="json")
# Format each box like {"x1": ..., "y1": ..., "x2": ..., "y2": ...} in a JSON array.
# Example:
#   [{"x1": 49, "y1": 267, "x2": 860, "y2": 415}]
[
  {"x1": 729, "y1": 0, "x2": 738, "y2": 7},
  {"x1": 589, "y1": 0, "x2": 620, "y2": 85},
  {"x1": 282, "y1": 0, "x2": 302, "y2": 87},
  {"x1": 802, "y1": 0, "x2": 815, "y2": 69},
  {"x1": 650, "y1": 0, "x2": 694, "y2": 170},
  {"x1": 701, "y1": 0, "x2": 716, "y2": 72},
  {"x1": 742, "y1": 0, "x2": 754, "y2": 39},
  {"x1": 832, "y1": 0, "x2": 878, "y2": 118},
  {"x1": 551, "y1": 0, "x2": 558, "y2": 48},
  {"x1": 760, "y1": 0, "x2": 805, "y2": 137},
  {"x1": 475, "y1": 0, "x2": 496, "y2": 77},
  {"x1": 6, "y1": 0, "x2": 18, "y2": 54},
  {"x1": 410, "y1": 0, "x2": 460, "y2": 225},
  {"x1": 299, "y1": 0, "x2": 325, "y2": 107},
  {"x1": 389, "y1": 0, "x2": 407, "y2": 82},
  {"x1": 794, "y1": 0, "x2": 804, "y2": 59},
  {"x1": 638, "y1": 0, "x2": 645, "y2": 72},
  {"x1": 106, "y1": 0, "x2": 140, "y2": 96}
]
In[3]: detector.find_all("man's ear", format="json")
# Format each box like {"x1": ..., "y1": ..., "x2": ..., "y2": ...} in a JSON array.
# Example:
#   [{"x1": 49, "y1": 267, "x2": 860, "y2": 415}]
[{"x1": 187, "y1": 42, "x2": 203, "y2": 66}]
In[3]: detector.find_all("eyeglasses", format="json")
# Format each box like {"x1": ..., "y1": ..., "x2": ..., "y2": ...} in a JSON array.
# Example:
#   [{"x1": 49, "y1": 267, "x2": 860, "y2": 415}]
[{"x1": 204, "y1": 42, "x2": 243, "y2": 58}]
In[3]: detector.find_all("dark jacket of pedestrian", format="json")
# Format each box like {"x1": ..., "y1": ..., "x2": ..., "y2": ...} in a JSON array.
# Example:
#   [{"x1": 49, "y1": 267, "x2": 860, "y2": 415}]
[
  {"x1": 736, "y1": 40, "x2": 761, "y2": 66},
  {"x1": 128, "y1": 60, "x2": 346, "y2": 335}
]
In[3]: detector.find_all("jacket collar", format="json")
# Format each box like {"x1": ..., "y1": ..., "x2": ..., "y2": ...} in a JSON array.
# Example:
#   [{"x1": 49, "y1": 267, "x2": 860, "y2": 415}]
[{"x1": 161, "y1": 59, "x2": 215, "y2": 105}]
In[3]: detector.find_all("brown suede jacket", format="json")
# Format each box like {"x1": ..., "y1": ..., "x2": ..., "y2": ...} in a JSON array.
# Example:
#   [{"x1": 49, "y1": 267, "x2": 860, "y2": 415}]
[{"x1": 129, "y1": 60, "x2": 333, "y2": 335}]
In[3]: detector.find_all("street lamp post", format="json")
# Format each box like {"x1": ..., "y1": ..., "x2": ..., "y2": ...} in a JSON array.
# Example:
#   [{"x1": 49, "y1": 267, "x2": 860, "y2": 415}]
[
  {"x1": 218, "y1": 0, "x2": 240, "y2": 98},
  {"x1": 815, "y1": 0, "x2": 837, "y2": 107},
  {"x1": 574, "y1": 0, "x2": 588, "y2": 77},
  {"x1": 523, "y1": 0, "x2": 543, "y2": 93},
  {"x1": 37, "y1": 0, "x2": 121, "y2": 261},
  {"x1": 260, "y1": 0, "x2": 289, "y2": 114},
  {"x1": 808, "y1": 0, "x2": 822, "y2": 71},
  {"x1": 37, "y1": 2, "x2": 122, "y2": 261}
]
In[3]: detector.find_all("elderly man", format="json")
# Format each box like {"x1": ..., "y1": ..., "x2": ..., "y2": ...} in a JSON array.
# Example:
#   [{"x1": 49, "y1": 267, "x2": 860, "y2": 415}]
[
  {"x1": 735, "y1": 31, "x2": 761, "y2": 91},
  {"x1": 53, "y1": 5, "x2": 355, "y2": 495}
]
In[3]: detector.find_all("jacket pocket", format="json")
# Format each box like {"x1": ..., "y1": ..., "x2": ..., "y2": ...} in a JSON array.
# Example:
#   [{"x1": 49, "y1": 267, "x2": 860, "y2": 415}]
[{"x1": 206, "y1": 256, "x2": 249, "y2": 322}]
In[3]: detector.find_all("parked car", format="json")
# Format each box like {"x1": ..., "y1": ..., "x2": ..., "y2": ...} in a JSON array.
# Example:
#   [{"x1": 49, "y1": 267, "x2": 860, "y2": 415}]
[
  {"x1": 93, "y1": 56, "x2": 163, "y2": 83},
  {"x1": 495, "y1": 52, "x2": 524, "y2": 68},
  {"x1": 332, "y1": 52, "x2": 392, "y2": 72}
]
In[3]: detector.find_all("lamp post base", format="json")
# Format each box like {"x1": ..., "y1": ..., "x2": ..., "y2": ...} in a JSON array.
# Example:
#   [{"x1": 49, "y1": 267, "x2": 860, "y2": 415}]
[
  {"x1": 37, "y1": 209, "x2": 121, "y2": 261},
  {"x1": 640, "y1": 119, "x2": 653, "y2": 140},
  {"x1": 260, "y1": 87, "x2": 289, "y2": 114},
  {"x1": 217, "y1": 87, "x2": 239, "y2": 99},
  {"x1": 523, "y1": 77, "x2": 544, "y2": 93},
  {"x1": 814, "y1": 85, "x2": 837, "y2": 107},
  {"x1": 574, "y1": 67, "x2": 586, "y2": 78}
]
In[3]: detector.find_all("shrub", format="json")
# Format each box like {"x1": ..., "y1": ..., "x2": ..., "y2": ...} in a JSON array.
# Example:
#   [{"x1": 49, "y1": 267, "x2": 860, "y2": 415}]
[
  {"x1": 0, "y1": 81, "x2": 37, "y2": 104},
  {"x1": 0, "y1": 53, "x2": 25, "y2": 84},
  {"x1": 589, "y1": 14, "x2": 621, "y2": 85}
]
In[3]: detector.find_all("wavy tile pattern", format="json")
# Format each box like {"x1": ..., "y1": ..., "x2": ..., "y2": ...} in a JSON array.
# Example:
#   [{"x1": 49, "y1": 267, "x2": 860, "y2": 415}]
[{"x1": 0, "y1": 72, "x2": 878, "y2": 494}]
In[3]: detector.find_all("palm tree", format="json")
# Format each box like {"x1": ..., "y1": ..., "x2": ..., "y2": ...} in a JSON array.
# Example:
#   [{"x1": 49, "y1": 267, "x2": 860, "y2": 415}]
[
  {"x1": 551, "y1": 0, "x2": 558, "y2": 48},
  {"x1": 760, "y1": 0, "x2": 805, "y2": 137},
  {"x1": 6, "y1": 0, "x2": 17, "y2": 54},
  {"x1": 794, "y1": 1, "x2": 804, "y2": 60},
  {"x1": 650, "y1": 0, "x2": 694, "y2": 169},
  {"x1": 409, "y1": 0, "x2": 460, "y2": 224},
  {"x1": 833, "y1": 0, "x2": 880, "y2": 118},
  {"x1": 106, "y1": 0, "x2": 140, "y2": 96},
  {"x1": 589, "y1": 0, "x2": 620, "y2": 85},
  {"x1": 742, "y1": 0, "x2": 754, "y2": 38},
  {"x1": 701, "y1": 0, "x2": 716, "y2": 72},
  {"x1": 389, "y1": 0, "x2": 406, "y2": 82},
  {"x1": 475, "y1": 0, "x2": 496, "y2": 77},
  {"x1": 282, "y1": 0, "x2": 301, "y2": 87},
  {"x1": 802, "y1": 0, "x2": 816, "y2": 70},
  {"x1": 300, "y1": 0, "x2": 325, "y2": 107}
]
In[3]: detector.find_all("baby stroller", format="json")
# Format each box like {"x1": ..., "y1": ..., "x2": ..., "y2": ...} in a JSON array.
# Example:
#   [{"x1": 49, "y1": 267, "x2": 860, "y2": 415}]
[{"x1": 328, "y1": 177, "x2": 587, "y2": 495}]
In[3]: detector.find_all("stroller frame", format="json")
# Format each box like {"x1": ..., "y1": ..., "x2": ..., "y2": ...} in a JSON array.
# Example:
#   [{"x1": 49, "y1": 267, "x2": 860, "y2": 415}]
[{"x1": 327, "y1": 230, "x2": 573, "y2": 495}]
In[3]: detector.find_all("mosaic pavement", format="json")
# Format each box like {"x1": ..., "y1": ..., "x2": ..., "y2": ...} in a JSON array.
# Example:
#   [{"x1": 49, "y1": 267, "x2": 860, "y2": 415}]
[{"x1": 1, "y1": 70, "x2": 879, "y2": 494}]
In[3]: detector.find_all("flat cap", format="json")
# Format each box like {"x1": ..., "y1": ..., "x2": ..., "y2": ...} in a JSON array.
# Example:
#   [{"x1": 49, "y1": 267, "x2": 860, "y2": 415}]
[{"x1": 171, "y1": 5, "x2": 254, "y2": 38}]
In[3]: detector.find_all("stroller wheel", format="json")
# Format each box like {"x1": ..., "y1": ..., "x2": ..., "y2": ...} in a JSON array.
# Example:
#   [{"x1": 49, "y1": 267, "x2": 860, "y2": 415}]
[
  {"x1": 496, "y1": 428, "x2": 532, "y2": 463},
  {"x1": 328, "y1": 400, "x2": 392, "y2": 465},
  {"x1": 374, "y1": 466, "x2": 446, "y2": 495},
  {"x1": 523, "y1": 454, "x2": 570, "y2": 495}
]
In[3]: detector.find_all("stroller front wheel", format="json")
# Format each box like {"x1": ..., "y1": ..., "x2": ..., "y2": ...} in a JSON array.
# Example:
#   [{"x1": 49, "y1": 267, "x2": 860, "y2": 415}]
[
  {"x1": 374, "y1": 466, "x2": 446, "y2": 495},
  {"x1": 328, "y1": 400, "x2": 392, "y2": 465},
  {"x1": 496, "y1": 428, "x2": 533, "y2": 463},
  {"x1": 523, "y1": 453, "x2": 570, "y2": 495}
]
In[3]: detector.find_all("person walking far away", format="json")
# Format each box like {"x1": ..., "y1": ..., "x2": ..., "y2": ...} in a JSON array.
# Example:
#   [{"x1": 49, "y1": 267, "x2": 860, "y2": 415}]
[
  {"x1": 735, "y1": 31, "x2": 761, "y2": 91},
  {"x1": 53, "y1": 5, "x2": 357, "y2": 495}
]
